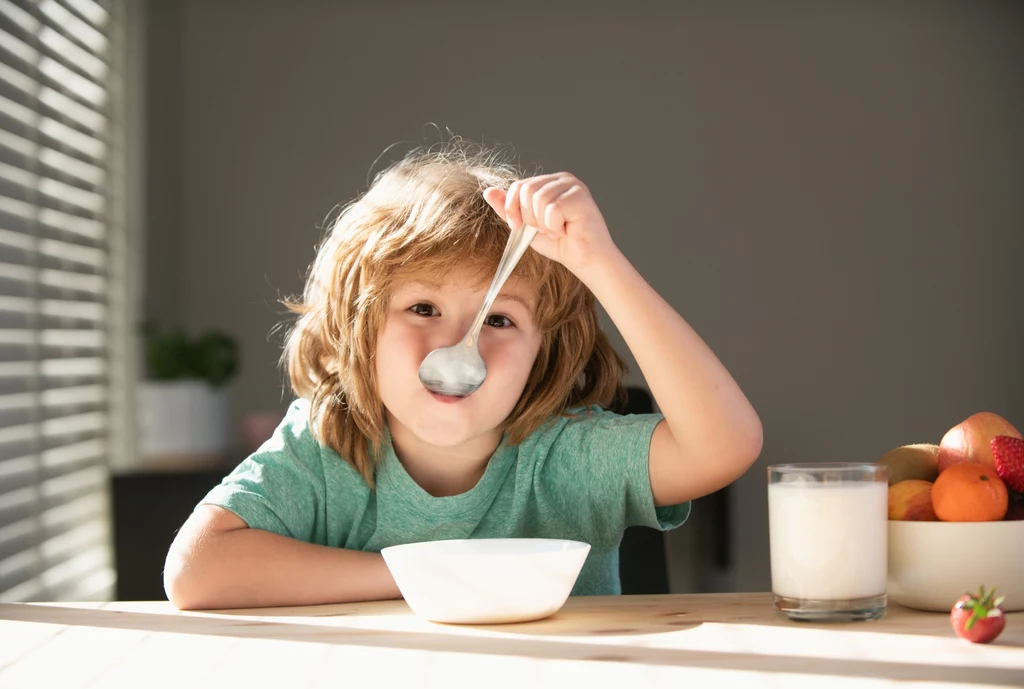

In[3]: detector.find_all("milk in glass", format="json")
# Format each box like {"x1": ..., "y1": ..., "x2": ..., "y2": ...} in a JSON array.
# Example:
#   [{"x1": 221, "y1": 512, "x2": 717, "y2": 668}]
[{"x1": 767, "y1": 463, "x2": 888, "y2": 621}]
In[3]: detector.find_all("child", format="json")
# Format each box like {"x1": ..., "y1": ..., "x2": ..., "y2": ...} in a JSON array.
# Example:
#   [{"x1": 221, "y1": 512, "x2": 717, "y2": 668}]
[{"x1": 164, "y1": 140, "x2": 762, "y2": 610}]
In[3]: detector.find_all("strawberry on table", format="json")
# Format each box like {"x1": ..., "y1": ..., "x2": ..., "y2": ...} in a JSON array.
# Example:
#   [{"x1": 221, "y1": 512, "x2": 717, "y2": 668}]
[
  {"x1": 991, "y1": 435, "x2": 1024, "y2": 494},
  {"x1": 950, "y1": 587, "x2": 1006, "y2": 644}
]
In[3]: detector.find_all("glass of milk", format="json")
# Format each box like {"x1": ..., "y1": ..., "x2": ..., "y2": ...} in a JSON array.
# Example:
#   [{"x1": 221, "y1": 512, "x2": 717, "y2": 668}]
[{"x1": 767, "y1": 463, "x2": 888, "y2": 622}]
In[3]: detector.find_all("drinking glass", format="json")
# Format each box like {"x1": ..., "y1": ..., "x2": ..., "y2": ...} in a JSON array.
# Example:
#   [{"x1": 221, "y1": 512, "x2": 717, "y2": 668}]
[{"x1": 767, "y1": 462, "x2": 888, "y2": 622}]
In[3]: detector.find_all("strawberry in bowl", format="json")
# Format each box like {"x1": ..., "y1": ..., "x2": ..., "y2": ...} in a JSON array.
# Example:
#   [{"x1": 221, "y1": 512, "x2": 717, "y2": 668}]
[
  {"x1": 950, "y1": 586, "x2": 1006, "y2": 644},
  {"x1": 991, "y1": 435, "x2": 1024, "y2": 495}
]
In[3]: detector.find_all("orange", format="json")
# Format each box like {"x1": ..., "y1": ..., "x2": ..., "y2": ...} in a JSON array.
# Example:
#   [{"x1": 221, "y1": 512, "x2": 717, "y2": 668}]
[{"x1": 931, "y1": 463, "x2": 1009, "y2": 522}]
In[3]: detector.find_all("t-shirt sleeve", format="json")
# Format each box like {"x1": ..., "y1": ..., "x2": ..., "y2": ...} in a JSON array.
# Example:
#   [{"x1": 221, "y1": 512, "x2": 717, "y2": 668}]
[
  {"x1": 199, "y1": 399, "x2": 327, "y2": 544},
  {"x1": 534, "y1": 407, "x2": 690, "y2": 549}
]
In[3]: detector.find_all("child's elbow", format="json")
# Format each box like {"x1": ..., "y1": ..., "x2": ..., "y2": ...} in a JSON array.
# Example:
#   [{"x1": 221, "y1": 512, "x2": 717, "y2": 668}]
[
  {"x1": 723, "y1": 415, "x2": 763, "y2": 481},
  {"x1": 744, "y1": 417, "x2": 764, "y2": 465},
  {"x1": 163, "y1": 533, "x2": 224, "y2": 610},
  {"x1": 163, "y1": 548, "x2": 201, "y2": 610}
]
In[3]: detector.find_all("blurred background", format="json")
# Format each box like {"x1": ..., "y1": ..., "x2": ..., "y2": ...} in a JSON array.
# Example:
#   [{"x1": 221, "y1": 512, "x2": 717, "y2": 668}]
[{"x1": 1, "y1": 0, "x2": 1021, "y2": 602}]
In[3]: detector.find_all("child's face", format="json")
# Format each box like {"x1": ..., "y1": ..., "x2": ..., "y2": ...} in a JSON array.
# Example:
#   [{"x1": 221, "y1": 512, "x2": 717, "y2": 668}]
[{"x1": 375, "y1": 265, "x2": 542, "y2": 451}]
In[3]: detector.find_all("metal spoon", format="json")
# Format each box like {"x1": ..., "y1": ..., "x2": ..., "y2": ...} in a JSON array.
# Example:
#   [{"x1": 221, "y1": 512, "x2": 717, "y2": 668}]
[{"x1": 418, "y1": 222, "x2": 538, "y2": 397}]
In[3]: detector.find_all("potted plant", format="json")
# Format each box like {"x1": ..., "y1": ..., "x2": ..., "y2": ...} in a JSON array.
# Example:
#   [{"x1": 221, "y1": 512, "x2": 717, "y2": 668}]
[{"x1": 136, "y1": 322, "x2": 240, "y2": 465}]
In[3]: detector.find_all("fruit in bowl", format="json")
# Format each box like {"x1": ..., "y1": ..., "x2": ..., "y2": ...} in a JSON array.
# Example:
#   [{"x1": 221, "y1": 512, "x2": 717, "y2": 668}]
[
  {"x1": 882, "y1": 411, "x2": 1024, "y2": 611},
  {"x1": 991, "y1": 435, "x2": 1024, "y2": 494},
  {"x1": 931, "y1": 462, "x2": 1008, "y2": 522},
  {"x1": 887, "y1": 479, "x2": 937, "y2": 521},
  {"x1": 381, "y1": 538, "x2": 590, "y2": 624},
  {"x1": 877, "y1": 444, "x2": 940, "y2": 484},
  {"x1": 937, "y1": 411, "x2": 1021, "y2": 473}
]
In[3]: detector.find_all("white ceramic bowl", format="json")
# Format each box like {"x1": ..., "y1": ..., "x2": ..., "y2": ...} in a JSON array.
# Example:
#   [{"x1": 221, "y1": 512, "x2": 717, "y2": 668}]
[
  {"x1": 888, "y1": 520, "x2": 1024, "y2": 612},
  {"x1": 380, "y1": 538, "x2": 590, "y2": 624}
]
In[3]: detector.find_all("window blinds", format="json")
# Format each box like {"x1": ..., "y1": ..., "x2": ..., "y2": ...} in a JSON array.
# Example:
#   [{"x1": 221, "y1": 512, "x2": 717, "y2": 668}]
[{"x1": 0, "y1": 0, "x2": 127, "y2": 602}]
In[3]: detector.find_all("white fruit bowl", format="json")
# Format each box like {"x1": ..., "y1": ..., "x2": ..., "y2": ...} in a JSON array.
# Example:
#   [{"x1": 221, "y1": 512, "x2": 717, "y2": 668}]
[
  {"x1": 381, "y1": 538, "x2": 590, "y2": 624},
  {"x1": 888, "y1": 520, "x2": 1024, "y2": 611}
]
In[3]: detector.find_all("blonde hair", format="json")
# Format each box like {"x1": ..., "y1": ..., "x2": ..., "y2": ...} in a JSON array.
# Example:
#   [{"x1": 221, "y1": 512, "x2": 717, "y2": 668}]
[{"x1": 282, "y1": 140, "x2": 626, "y2": 486}]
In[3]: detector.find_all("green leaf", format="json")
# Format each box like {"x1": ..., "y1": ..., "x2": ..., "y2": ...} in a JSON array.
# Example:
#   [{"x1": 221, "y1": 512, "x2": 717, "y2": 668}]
[
  {"x1": 140, "y1": 323, "x2": 239, "y2": 386},
  {"x1": 193, "y1": 331, "x2": 239, "y2": 387}
]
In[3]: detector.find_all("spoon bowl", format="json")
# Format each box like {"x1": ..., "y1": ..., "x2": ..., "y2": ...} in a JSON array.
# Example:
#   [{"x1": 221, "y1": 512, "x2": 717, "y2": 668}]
[
  {"x1": 418, "y1": 222, "x2": 537, "y2": 397},
  {"x1": 418, "y1": 343, "x2": 487, "y2": 397}
]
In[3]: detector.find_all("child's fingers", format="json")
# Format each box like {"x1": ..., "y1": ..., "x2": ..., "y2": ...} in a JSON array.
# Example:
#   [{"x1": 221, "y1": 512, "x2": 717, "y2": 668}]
[
  {"x1": 533, "y1": 179, "x2": 574, "y2": 236},
  {"x1": 493, "y1": 175, "x2": 577, "y2": 237},
  {"x1": 515, "y1": 178, "x2": 541, "y2": 229},
  {"x1": 516, "y1": 175, "x2": 559, "y2": 233},
  {"x1": 482, "y1": 186, "x2": 507, "y2": 219},
  {"x1": 504, "y1": 180, "x2": 524, "y2": 229}
]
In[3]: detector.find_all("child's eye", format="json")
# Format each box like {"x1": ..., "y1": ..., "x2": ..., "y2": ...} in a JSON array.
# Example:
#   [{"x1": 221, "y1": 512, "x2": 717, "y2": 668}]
[
  {"x1": 408, "y1": 303, "x2": 439, "y2": 317},
  {"x1": 485, "y1": 314, "x2": 514, "y2": 329}
]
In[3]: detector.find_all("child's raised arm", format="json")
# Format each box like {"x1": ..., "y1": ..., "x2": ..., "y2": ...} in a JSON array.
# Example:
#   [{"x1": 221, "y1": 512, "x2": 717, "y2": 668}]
[
  {"x1": 484, "y1": 176, "x2": 763, "y2": 506},
  {"x1": 164, "y1": 505, "x2": 401, "y2": 609}
]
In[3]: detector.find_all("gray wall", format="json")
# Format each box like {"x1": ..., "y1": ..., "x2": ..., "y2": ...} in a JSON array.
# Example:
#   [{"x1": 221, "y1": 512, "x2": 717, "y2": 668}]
[{"x1": 143, "y1": 0, "x2": 1024, "y2": 592}]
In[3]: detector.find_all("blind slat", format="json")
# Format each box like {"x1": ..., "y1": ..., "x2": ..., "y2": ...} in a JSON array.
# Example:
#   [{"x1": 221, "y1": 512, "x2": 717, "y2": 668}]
[
  {"x1": 1, "y1": 229, "x2": 107, "y2": 266},
  {"x1": 0, "y1": 298, "x2": 108, "y2": 321},
  {"x1": 0, "y1": 328, "x2": 105, "y2": 348},
  {"x1": 0, "y1": 266, "x2": 107, "y2": 294},
  {"x1": 0, "y1": 357, "x2": 107, "y2": 378},
  {"x1": 39, "y1": 206, "x2": 106, "y2": 240},
  {"x1": 0, "y1": 392, "x2": 34, "y2": 410},
  {"x1": 40, "y1": 436, "x2": 105, "y2": 467},
  {"x1": 0, "y1": 453, "x2": 33, "y2": 480},
  {"x1": 41, "y1": 299, "x2": 106, "y2": 321},
  {"x1": 0, "y1": 296, "x2": 32, "y2": 312},
  {"x1": 41, "y1": 410, "x2": 106, "y2": 436}
]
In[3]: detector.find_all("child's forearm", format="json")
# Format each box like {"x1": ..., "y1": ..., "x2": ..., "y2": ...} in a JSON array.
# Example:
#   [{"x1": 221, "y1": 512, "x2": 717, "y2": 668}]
[
  {"x1": 164, "y1": 527, "x2": 401, "y2": 610},
  {"x1": 581, "y1": 249, "x2": 763, "y2": 488}
]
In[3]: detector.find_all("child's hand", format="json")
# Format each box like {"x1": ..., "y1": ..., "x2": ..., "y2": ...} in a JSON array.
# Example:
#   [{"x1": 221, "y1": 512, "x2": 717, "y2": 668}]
[{"x1": 483, "y1": 173, "x2": 621, "y2": 281}]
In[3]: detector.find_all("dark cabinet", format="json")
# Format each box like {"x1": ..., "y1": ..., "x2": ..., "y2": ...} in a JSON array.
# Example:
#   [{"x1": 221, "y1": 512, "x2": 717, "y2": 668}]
[{"x1": 110, "y1": 463, "x2": 236, "y2": 601}]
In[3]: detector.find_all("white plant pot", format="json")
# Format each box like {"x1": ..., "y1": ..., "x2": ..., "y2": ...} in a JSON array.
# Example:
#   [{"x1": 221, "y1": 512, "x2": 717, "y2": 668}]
[{"x1": 138, "y1": 379, "x2": 230, "y2": 465}]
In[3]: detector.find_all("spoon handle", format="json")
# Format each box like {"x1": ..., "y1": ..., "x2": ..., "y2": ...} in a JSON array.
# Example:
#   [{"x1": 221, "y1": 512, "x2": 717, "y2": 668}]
[{"x1": 464, "y1": 222, "x2": 538, "y2": 347}]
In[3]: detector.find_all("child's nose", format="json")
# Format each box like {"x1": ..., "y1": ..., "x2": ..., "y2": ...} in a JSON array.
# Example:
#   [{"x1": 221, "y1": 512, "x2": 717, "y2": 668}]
[{"x1": 430, "y1": 314, "x2": 475, "y2": 350}]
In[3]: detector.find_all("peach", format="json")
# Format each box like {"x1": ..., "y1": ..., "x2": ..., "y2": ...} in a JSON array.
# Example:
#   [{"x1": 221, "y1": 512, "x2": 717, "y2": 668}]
[
  {"x1": 938, "y1": 412, "x2": 1022, "y2": 473},
  {"x1": 888, "y1": 479, "x2": 938, "y2": 521}
]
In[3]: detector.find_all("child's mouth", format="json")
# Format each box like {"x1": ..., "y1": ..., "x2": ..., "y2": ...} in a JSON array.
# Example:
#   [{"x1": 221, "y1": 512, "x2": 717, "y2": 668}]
[{"x1": 430, "y1": 391, "x2": 467, "y2": 404}]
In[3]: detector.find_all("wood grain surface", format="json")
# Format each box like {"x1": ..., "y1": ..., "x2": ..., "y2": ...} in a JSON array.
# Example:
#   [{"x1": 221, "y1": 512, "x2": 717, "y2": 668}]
[{"x1": 1, "y1": 593, "x2": 1022, "y2": 688}]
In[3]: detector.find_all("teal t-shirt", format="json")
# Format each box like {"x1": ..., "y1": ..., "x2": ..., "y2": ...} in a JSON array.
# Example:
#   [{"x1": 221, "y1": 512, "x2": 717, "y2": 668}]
[{"x1": 200, "y1": 398, "x2": 690, "y2": 595}]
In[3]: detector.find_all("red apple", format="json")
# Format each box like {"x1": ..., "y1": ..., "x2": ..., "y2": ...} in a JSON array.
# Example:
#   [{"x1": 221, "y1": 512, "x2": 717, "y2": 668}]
[{"x1": 938, "y1": 412, "x2": 1022, "y2": 473}]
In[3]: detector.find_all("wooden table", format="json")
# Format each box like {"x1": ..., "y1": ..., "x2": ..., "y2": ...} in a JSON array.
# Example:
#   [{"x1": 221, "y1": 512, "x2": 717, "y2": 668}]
[{"x1": 1, "y1": 593, "x2": 1022, "y2": 688}]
